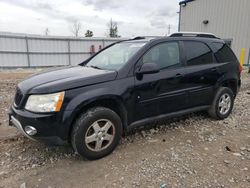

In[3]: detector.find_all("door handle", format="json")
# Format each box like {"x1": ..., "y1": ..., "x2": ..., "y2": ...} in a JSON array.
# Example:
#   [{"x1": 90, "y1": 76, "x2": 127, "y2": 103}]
[
  {"x1": 150, "y1": 82, "x2": 157, "y2": 87},
  {"x1": 175, "y1": 73, "x2": 183, "y2": 78}
]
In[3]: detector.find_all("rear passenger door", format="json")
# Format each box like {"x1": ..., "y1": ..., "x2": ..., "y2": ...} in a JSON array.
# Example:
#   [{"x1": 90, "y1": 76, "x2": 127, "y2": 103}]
[{"x1": 182, "y1": 41, "x2": 222, "y2": 108}]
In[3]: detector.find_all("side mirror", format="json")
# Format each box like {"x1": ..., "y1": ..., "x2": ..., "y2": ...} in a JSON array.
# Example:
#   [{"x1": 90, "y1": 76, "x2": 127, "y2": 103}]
[{"x1": 136, "y1": 63, "x2": 160, "y2": 75}]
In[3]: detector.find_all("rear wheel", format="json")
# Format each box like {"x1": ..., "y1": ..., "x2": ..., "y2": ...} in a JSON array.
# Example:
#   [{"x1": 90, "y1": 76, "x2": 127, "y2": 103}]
[
  {"x1": 208, "y1": 87, "x2": 234, "y2": 120},
  {"x1": 71, "y1": 107, "x2": 122, "y2": 160}
]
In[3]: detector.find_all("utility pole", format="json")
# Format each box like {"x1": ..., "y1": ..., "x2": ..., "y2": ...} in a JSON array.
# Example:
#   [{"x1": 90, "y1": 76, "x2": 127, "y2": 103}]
[
  {"x1": 168, "y1": 24, "x2": 171, "y2": 35},
  {"x1": 44, "y1": 28, "x2": 49, "y2": 36}
]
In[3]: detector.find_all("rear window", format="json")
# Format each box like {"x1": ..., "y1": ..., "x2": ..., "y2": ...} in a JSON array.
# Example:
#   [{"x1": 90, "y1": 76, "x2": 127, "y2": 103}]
[
  {"x1": 184, "y1": 41, "x2": 213, "y2": 66},
  {"x1": 213, "y1": 42, "x2": 238, "y2": 63}
]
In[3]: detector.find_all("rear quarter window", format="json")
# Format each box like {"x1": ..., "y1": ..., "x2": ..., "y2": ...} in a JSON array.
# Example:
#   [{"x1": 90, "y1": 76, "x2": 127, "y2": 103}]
[
  {"x1": 184, "y1": 41, "x2": 213, "y2": 66},
  {"x1": 212, "y1": 42, "x2": 238, "y2": 63}
]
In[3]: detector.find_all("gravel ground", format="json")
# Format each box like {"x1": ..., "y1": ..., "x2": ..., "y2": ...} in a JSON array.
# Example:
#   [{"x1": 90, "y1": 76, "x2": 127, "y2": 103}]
[{"x1": 0, "y1": 69, "x2": 250, "y2": 188}]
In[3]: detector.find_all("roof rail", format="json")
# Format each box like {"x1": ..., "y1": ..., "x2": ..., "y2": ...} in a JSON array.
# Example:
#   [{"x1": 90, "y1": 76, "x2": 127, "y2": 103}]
[
  {"x1": 132, "y1": 36, "x2": 146, "y2": 40},
  {"x1": 170, "y1": 32, "x2": 219, "y2": 39},
  {"x1": 131, "y1": 36, "x2": 162, "y2": 40}
]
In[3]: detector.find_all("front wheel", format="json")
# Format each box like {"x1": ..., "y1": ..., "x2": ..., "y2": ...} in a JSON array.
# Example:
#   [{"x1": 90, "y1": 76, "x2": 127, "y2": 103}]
[
  {"x1": 71, "y1": 107, "x2": 122, "y2": 160},
  {"x1": 208, "y1": 87, "x2": 234, "y2": 120}
]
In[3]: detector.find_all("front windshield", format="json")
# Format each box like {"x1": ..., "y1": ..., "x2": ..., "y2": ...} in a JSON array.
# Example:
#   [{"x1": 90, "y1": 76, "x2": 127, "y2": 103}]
[{"x1": 86, "y1": 41, "x2": 146, "y2": 70}]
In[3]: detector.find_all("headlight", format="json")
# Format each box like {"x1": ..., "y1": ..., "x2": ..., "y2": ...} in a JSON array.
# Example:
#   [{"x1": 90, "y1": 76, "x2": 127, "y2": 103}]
[{"x1": 25, "y1": 91, "x2": 65, "y2": 113}]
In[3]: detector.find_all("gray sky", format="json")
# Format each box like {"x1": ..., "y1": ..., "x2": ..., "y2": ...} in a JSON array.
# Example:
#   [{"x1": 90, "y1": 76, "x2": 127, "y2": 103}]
[{"x1": 0, "y1": 0, "x2": 180, "y2": 37}]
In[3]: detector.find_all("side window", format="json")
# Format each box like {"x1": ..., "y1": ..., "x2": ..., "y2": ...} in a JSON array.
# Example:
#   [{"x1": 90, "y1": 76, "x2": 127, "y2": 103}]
[
  {"x1": 142, "y1": 42, "x2": 180, "y2": 69},
  {"x1": 213, "y1": 42, "x2": 238, "y2": 63},
  {"x1": 184, "y1": 41, "x2": 213, "y2": 66}
]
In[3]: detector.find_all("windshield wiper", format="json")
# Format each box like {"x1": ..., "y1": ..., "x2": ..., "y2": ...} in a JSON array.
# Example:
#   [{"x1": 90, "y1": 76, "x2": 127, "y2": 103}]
[{"x1": 87, "y1": 65, "x2": 103, "y2": 70}]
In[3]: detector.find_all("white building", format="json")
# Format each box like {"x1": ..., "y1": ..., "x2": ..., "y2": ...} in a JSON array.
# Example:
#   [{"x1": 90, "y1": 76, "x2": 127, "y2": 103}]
[{"x1": 179, "y1": 0, "x2": 250, "y2": 65}]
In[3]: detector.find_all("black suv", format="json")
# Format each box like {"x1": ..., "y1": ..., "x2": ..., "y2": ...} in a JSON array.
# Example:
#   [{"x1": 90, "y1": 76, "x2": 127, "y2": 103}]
[{"x1": 9, "y1": 32, "x2": 242, "y2": 159}]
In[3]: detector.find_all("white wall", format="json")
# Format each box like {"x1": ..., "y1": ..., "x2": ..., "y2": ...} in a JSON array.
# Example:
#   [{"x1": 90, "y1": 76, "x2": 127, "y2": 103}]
[
  {"x1": 0, "y1": 33, "x2": 124, "y2": 67},
  {"x1": 180, "y1": 0, "x2": 250, "y2": 64}
]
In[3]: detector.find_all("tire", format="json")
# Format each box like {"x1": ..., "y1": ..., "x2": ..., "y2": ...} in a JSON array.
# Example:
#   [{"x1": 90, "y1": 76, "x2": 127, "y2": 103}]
[
  {"x1": 208, "y1": 87, "x2": 234, "y2": 120},
  {"x1": 71, "y1": 107, "x2": 122, "y2": 160}
]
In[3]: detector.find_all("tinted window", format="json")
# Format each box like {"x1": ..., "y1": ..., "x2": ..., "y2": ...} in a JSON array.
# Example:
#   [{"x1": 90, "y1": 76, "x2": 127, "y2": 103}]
[
  {"x1": 213, "y1": 42, "x2": 238, "y2": 63},
  {"x1": 142, "y1": 42, "x2": 180, "y2": 69},
  {"x1": 184, "y1": 41, "x2": 213, "y2": 66}
]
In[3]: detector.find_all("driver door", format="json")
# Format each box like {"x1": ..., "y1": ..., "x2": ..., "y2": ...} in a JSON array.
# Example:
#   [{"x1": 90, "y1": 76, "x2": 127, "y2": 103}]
[{"x1": 133, "y1": 41, "x2": 188, "y2": 121}]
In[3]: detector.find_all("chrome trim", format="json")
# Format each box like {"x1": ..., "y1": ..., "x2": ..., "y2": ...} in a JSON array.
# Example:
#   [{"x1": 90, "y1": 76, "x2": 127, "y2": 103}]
[
  {"x1": 24, "y1": 126, "x2": 37, "y2": 136},
  {"x1": 10, "y1": 116, "x2": 36, "y2": 141}
]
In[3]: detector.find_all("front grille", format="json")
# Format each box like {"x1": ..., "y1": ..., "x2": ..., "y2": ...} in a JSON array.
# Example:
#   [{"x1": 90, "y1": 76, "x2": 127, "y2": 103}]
[{"x1": 14, "y1": 88, "x2": 23, "y2": 107}]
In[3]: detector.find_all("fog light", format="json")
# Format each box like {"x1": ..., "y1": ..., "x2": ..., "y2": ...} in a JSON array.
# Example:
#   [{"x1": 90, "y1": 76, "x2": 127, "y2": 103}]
[{"x1": 24, "y1": 126, "x2": 37, "y2": 136}]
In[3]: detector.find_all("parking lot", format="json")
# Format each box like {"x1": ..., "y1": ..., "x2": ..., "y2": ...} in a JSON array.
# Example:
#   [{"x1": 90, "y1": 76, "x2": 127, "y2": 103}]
[{"x1": 0, "y1": 69, "x2": 250, "y2": 188}]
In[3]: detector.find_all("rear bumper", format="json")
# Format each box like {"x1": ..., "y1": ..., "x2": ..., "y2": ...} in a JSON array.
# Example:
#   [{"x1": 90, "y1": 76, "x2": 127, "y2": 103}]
[{"x1": 9, "y1": 105, "x2": 69, "y2": 145}]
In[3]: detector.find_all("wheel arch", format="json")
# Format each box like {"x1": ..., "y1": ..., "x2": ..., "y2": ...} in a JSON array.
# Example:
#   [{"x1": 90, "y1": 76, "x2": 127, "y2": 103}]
[
  {"x1": 66, "y1": 95, "x2": 128, "y2": 142},
  {"x1": 220, "y1": 79, "x2": 238, "y2": 97}
]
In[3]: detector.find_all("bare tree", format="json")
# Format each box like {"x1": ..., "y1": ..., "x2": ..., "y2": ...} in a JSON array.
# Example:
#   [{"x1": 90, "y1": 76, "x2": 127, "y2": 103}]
[
  {"x1": 70, "y1": 20, "x2": 82, "y2": 37},
  {"x1": 107, "y1": 18, "x2": 120, "y2": 38},
  {"x1": 44, "y1": 28, "x2": 50, "y2": 36}
]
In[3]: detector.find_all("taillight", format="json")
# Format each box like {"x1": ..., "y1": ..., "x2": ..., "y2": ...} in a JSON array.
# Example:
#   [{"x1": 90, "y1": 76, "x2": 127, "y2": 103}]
[{"x1": 239, "y1": 64, "x2": 243, "y2": 74}]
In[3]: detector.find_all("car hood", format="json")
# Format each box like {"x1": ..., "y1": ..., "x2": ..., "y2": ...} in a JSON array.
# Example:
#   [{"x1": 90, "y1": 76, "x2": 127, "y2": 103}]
[{"x1": 18, "y1": 66, "x2": 117, "y2": 94}]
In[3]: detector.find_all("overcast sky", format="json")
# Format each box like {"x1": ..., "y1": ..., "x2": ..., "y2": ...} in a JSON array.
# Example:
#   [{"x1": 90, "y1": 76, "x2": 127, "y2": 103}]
[{"x1": 0, "y1": 0, "x2": 180, "y2": 37}]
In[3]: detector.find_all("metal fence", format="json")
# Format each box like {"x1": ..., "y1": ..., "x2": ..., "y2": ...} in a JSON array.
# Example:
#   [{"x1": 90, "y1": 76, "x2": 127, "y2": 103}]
[{"x1": 0, "y1": 33, "x2": 124, "y2": 68}]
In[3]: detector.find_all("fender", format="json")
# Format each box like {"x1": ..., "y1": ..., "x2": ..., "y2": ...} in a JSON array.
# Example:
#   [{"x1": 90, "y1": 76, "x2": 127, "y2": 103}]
[{"x1": 61, "y1": 85, "x2": 129, "y2": 141}]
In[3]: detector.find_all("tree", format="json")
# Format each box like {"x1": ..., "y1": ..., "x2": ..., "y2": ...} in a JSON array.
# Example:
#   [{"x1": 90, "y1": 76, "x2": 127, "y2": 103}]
[
  {"x1": 44, "y1": 28, "x2": 49, "y2": 36},
  {"x1": 85, "y1": 30, "x2": 93, "y2": 37},
  {"x1": 70, "y1": 20, "x2": 82, "y2": 37},
  {"x1": 107, "y1": 19, "x2": 120, "y2": 38}
]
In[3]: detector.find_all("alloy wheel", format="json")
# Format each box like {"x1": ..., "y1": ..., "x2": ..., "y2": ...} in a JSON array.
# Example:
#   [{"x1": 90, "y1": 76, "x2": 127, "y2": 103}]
[
  {"x1": 85, "y1": 119, "x2": 115, "y2": 152},
  {"x1": 218, "y1": 93, "x2": 231, "y2": 115}
]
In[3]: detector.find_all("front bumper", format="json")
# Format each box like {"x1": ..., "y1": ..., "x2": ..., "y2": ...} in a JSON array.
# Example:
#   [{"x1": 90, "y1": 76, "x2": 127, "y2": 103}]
[
  {"x1": 10, "y1": 115, "x2": 37, "y2": 141},
  {"x1": 9, "y1": 105, "x2": 68, "y2": 145}
]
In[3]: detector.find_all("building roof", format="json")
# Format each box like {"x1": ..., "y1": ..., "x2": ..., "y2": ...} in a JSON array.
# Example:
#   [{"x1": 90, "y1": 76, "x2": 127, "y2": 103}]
[
  {"x1": 179, "y1": 0, "x2": 195, "y2": 5},
  {"x1": 0, "y1": 31, "x2": 126, "y2": 41}
]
